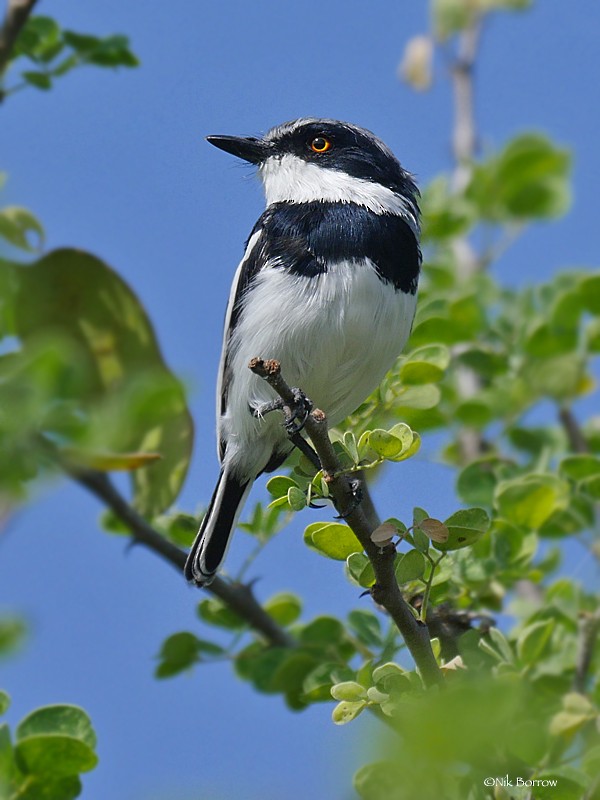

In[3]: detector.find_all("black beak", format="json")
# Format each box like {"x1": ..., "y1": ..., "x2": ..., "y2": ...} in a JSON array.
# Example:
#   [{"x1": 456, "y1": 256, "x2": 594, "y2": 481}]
[{"x1": 206, "y1": 135, "x2": 270, "y2": 165}]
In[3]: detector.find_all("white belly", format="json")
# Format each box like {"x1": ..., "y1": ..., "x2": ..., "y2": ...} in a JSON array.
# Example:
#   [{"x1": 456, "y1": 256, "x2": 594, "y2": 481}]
[{"x1": 220, "y1": 259, "x2": 416, "y2": 480}]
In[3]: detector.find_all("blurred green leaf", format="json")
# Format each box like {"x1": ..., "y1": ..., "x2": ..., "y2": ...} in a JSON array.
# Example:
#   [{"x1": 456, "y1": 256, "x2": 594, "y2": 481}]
[
  {"x1": 0, "y1": 691, "x2": 10, "y2": 716},
  {"x1": 10, "y1": 249, "x2": 193, "y2": 515},
  {"x1": 197, "y1": 598, "x2": 246, "y2": 631},
  {"x1": 347, "y1": 610, "x2": 382, "y2": 648},
  {"x1": 263, "y1": 593, "x2": 302, "y2": 626},
  {"x1": 21, "y1": 71, "x2": 52, "y2": 90},
  {"x1": 580, "y1": 274, "x2": 600, "y2": 315},
  {"x1": 155, "y1": 632, "x2": 199, "y2": 677},
  {"x1": 517, "y1": 619, "x2": 554, "y2": 664},
  {"x1": 468, "y1": 133, "x2": 571, "y2": 221},
  {"x1": 0, "y1": 617, "x2": 27, "y2": 657},
  {"x1": 0, "y1": 206, "x2": 45, "y2": 251},
  {"x1": 399, "y1": 345, "x2": 450, "y2": 385},
  {"x1": 495, "y1": 474, "x2": 570, "y2": 529}
]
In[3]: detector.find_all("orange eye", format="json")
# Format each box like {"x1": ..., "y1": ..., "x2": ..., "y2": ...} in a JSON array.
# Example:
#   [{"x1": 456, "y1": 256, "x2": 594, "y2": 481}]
[{"x1": 310, "y1": 136, "x2": 332, "y2": 153}]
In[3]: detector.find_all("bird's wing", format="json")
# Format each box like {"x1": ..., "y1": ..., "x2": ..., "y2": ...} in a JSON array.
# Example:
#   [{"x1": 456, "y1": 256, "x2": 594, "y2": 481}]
[{"x1": 215, "y1": 220, "x2": 267, "y2": 462}]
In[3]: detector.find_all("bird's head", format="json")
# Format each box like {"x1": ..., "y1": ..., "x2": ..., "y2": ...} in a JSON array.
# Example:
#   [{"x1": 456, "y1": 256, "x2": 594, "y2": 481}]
[{"x1": 206, "y1": 118, "x2": 419, "y2": 232}]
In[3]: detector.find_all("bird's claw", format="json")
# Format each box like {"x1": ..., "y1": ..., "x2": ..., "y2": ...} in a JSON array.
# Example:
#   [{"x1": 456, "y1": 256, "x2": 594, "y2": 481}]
[
  {"x1": 334, "y1": 478, "x2": 363, "y2": 519},
  {"x1": 283, "y1": 388, "x2": 313, "y2": 436}
]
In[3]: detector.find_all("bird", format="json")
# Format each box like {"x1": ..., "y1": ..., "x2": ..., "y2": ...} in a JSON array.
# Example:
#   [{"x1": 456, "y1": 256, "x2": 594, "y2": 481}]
[{"x1": 184, "y1": 118, "x2": 421, "y2": 586}]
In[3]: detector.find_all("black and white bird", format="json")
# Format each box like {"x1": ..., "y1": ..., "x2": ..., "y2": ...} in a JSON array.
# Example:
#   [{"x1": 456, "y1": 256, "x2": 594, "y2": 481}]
[{"x1": 184, "y1": 118, "x2": 421, "y2": 586}]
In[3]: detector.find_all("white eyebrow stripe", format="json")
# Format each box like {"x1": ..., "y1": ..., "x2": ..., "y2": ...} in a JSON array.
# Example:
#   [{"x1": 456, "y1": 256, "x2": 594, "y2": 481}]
[{"x1": 258, "y1": 154, "x2": 420, "y2": 236}]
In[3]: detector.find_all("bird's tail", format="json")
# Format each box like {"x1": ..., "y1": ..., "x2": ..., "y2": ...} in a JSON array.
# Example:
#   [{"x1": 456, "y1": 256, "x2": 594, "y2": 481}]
[{"x1": 184, "y1": 468, "x2": 251, "y2": 586}]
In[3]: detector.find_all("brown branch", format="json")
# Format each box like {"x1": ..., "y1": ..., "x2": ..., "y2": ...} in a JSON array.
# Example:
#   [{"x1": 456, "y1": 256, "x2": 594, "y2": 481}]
[
  {"x1": 68, "y1": 466, "x2": 295, "y2": 649},
  {"x1": 249, "y1": 358, "x2": 443, "y2": 688},
  {"x1": 559, "y1": 407, "x2": 589, "y2": 454},
  {"x1": 450, "y1": 20, "x2": 481, "y2": 193},
  {"x1": 573, "y1": 609, "x2": 600, "y2": 693},
  {"x1": 0, "y1": 0, "x2": 39, "y2": 76}
]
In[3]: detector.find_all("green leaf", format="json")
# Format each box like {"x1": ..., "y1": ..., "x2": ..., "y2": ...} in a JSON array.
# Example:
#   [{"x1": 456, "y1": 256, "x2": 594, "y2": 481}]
[
  {"x1": 524, "y1": 353, "x2": 586, "y2": 400},
  {"x1": 434, "y1": 508, "x2": 490, "y2": 551},
  {"x1": 298, "y1": 616, "x2": 345, "y2": 646},
  {"x1": 0, "y1": 206, "x2": 45, "y2": 251},
  {"x1": 0, "y1": 691, "x2": 10, "y2": 716},
  {"x1": 495, "y1": 474, "x2": 570, "y2": 530},
  {"x1": 580, "y1": 274, "x2": 600, "y2": 315},
  {"x1": 399, "y1": 344, "x2": 450, "y2": 384},
  {"x1": 468, "y1": 133, "x2": 571, "y2": 221},
  {"x1": 21, "y1": 71, "x2": 52, "y2": 90},
  {"x1": 342, "y1": 431, "x2": 359, "y2": 463},
  {"x1": 431, "y1": 0, "x2": 472, "y2": 39},
  {"x1": 487, "y1": 627, "x2": 514, "y2": 663},
  {"x1": 372, "y1": 662, "x2": 407, "y2": 687},
  {"x1": 348, "y1": 610, "x2": 382, "y2": 648},
  {"x1": 559, "y1": 455, "x2": 600, "y2": 480},
  {"x1": 533, "y1": 767, "x2": 589, "y2": 800},
  {"x1": 154, "y1": 631, "x2": 222, "y2": 678},
  {"x1": 332, "y1": 700, "x2": 367, "y2": 725},
  {"x1": 12, "y1": 16, "x2": 62, "y2": 62},
  {"x1": 345, "y1": 553, "x2": 375, "y2": 588},
  {"x1": 456, "y1": 458, "x2": 502, "y2": 506},
  {"x1": 395, "y1": 383, "x2": 441, "y2": 409},
  {"x1": 263, "y1": 593, "x2": 302, "y2": 626},
  {"x1": 266, "y1": 475, "x2": 298, "y2": 497},
  {"x1": 15, "y1": 705, "x2": 97, "y2": 777},
  {"x1": 420, "y1": 175, "x2": 474, "y2": 240},
  {"x1": 0, "y1": 617, "x2": 27, "y2": 656},
  {"x1": 517, "y1": 619, "x2": 555, "y2": 664},
  {"x1": 395, "y1": 550, "x2": 426, "y2": 583},
  {"x1": 63, "y1": 32, "x2": 139, "y2": 68},
  {"x1": 270, "y1": 651, "x2": 319, "y2": 707},
  {"x1": 367, "y1": 429, "x2": 404, "y2": 459},
  {"x1": 11, "y1": 249, "x2": 193, "y2": 516},
  {"x1": 330, "y1": 681, "x2": 367, "y2": 702},
  {"x1": 354, "y1": 761, "x2": 401, "y2": 799},
  {"x1": 305, "y1": 522, "x2": 362, "y2": 560},
  {"x1": 197, "y1": 598, "x2": 246, "y2": 630},
  {"x1": 286, "y1": 485, "x2": 306, "y2": 511},
  {"x1": 302, "y1": 662, "x2": 354, "y2": 703}
]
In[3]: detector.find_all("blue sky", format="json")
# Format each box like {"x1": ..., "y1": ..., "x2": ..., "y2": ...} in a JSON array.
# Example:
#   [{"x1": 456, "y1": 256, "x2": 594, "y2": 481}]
[{"x1": 1, "y1": 2, "x2": 599, "y2": 798}]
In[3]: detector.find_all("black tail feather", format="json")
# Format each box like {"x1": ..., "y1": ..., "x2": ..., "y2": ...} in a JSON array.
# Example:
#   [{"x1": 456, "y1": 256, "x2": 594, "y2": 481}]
[{"x1": 184, "y1": 469, "x2": 250, "y2": 586}]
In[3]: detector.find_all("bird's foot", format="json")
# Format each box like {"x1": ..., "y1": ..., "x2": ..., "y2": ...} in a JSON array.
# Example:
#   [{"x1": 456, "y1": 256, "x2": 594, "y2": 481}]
[
  {"x1": 283, "y1": 388, "x2": 313, "y2": 436},
  {"x1": 334, "y1": 478, "x2": 363, "y2": 519}
]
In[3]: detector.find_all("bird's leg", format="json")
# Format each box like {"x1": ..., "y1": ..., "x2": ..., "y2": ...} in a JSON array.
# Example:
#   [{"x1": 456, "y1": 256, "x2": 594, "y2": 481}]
[
  {"x1": 288, "y1": 431, "x2": 321, "y2": 470},
  {"x1": 283, "y1": 387, "x2": 313, "y2": 435},
  {"x1": 252, "y1": 388, "x2": 321, "y2": 470},
  {"x1": 334, "y1": 477, "x2": 363, "y2": 519},
  {"x1": 253, "y1": 387, "x2": 312, "y2": 434}
]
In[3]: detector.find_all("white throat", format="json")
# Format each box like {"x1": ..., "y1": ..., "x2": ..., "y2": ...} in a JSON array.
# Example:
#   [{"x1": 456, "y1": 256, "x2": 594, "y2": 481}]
[{"x1": 259, "y1": 153, "x2": 420, "y2": 235}]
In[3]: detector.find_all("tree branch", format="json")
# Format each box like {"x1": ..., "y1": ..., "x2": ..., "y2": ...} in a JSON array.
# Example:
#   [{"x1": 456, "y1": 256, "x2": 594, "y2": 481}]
[
  {"x1": 68, "y1": 466, "x2": 295, "y2": 649},
  {"x1": 559, "y1": 407, "x2": 589, "y2": 454},
  {"x1": 573, "y1": 609, "x2": 600, "y2": 693},
  {"x1": 249, "y1": 358, "x2": 443, "y2": 688},
  {"x1": 0, "y1": 0, "x2": 39, "y2": 76}
]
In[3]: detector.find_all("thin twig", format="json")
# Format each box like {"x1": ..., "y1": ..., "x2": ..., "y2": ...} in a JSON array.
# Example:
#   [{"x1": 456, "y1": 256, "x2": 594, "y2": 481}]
[
  {"x1": 69, "y1": 467, "x2": 295, "y2": 649},
  {"x1": 0, "y1": 0, "x2": 39, "y2": 76},
  {"x1": 559, "y1": 407, "x2": 589, "y2": 454},
  {"x1": 573, "y1": 609, "x2": 600, "y2": 693},
  {"x1": 249, "y1": 358, "x2": 443, "y2": 688}
]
